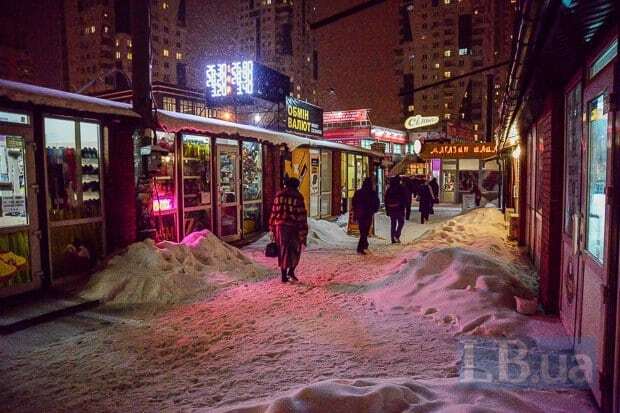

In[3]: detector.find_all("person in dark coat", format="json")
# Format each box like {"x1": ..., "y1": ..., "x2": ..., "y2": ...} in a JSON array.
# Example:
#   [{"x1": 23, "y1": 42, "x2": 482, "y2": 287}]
[
  {"x1": 418, "y1": 183, "x2": 434, "y2": 224},
  {"x1": 401, "y1": 176, "x2": 414, "y2": 220},
  {"x1": 384, "y1": 175, "x2": 408, "y2": 243},
  {"x1": 269, "y1": 177, "x2": 308, "y2": 283},
  {"x1": 352, "y1": 177, "x2": 380, "y2": 255},
  {"x1": 428, "y1": 177, "x2": 440, "y2": 204}
]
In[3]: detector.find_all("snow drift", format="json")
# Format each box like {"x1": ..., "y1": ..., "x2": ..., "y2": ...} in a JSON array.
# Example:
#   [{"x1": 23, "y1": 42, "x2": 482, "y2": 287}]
[
  {"x1": 212, "y1": 377, "x2": 596, "y2": 413},
  {"x1": 80, "y1": 230, "x2": 269, "y2": 306},
  {"x1": 329, "y1": 208, "x2": 538, "y2": 336}
]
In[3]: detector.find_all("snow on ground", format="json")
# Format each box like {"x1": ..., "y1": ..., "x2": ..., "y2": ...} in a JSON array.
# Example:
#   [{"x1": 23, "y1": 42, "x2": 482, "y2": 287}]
[
  {"x1": 80, "y1": 230, "x2": 269, "y2": 307},
  {"x1": 213, "y1": 377, "x2": 596, "y2": 413},
  {"x1": 330, "y1": 209, "x2": 539, "y2": 336},
  {"x1": 0, "y1": 207, "x2": 595, "y2": 412}
]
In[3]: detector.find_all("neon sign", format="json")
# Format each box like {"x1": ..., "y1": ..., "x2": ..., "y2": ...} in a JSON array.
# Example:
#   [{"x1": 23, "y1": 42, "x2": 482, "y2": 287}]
[
  {"x1": 205, "y1": 61, "x2": 254, "y2": 98},
  {"x1": 404, "y1": 115, "x2": 440, "y2": 130}
]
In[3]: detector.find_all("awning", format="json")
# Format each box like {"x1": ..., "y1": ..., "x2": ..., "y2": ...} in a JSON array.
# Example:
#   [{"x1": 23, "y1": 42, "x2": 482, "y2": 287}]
[
  {"x1": 0, "y1": 79, "x2": 139, "y2": 118},
  {"x1": 156, "y1": 110, "x2": 382, "y2": 157}
]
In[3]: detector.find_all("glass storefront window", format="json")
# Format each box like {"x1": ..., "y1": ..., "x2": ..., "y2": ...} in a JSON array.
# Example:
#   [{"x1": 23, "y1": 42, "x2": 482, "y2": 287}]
[
  {"x1": 347, "y1": 153, "x2": 355, "y2": 197},
  {"x1": 586, "y1": 95, "x2": 608, "y2": 262},
  {"x1": 320, "y1": 150, "x2": 332, "y2": 217},
  {"x1": 0, "y1": 135, "x2": 27, "y2": 228},
  {"x1": 44, "y1": 117, "x2": 104, "y2": 278},
  {"x1": 154, "y1": 131, "x2": 177, "y2": 241},
  {"x1": 45, "y1": 118, "x2": 102, "y2": 221},
  {"x1": 183, "y1": 134, "x2": 211, "y2": 234},
  {"x1": 242, "y1": 141, "x2": 262, "y2": 235},
  {"x1": 355, "y1": 155, "x2": 363, "y2": 189},
  {"x1": 564, "y1": 84, "x2": 582, "y2": 235}
]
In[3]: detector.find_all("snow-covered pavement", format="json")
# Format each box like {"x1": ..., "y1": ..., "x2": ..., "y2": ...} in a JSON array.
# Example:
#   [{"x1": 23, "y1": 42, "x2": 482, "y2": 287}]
[{"x1": 0, "y1": 208, "x2": 598, "y2": 412}]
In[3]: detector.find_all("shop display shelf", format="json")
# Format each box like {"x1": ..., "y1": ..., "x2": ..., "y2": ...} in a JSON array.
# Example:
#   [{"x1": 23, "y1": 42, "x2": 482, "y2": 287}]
[
  {"x1": 183, "y1": 157, "x2": 202, "y2": 162},
  {"x1": 155, "y1": 176, "x2": 173, "y2": 180},
  {"x1": 184, "y1": 205, "x2": 210, "y2": 212},
  {"x1": 184, "y1": 194, "x2": 198, "y2": 198},
  {"x1": 183, "y1": 176, "x2": 201, "y2": 180}
]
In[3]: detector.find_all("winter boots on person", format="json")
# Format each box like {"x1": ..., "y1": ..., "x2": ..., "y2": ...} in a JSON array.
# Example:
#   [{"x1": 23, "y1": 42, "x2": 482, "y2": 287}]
[{"x1": 281, "y1": 268, "x2": 299, "y2": 283}]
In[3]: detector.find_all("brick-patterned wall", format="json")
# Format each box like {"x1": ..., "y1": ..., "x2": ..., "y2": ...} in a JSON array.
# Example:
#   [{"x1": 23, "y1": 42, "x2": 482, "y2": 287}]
[
  {"x1": 104, "y1": 120, "x2": 137, "y2": 253},
  {"x1": 535, "y1": 93, "x2": 565, "y2": 313},
  {"x1": 331, "y1": 151, "x2": 342, "y2": 216},
  {"x1": 262, "y1": 144, "x2": 283, "y2": 229}
]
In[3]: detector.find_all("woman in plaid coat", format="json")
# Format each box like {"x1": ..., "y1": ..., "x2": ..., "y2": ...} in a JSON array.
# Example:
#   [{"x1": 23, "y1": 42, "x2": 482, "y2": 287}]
[{"x1": 269, "y1": 177, "x2": 308, "y2": 283}]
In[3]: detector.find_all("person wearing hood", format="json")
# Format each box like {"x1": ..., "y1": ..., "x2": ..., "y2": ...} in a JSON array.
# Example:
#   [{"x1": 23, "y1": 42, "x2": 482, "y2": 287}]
[
  {"x1": 352, "y1": 177, "x2": 380, "y2": 254},
  {"x1": 418, "y1": 180, "x2": 434, "y2": 224},
  {"x1": 384, "y1": 175, "x2": 408, "y2": 243},
  {"x1": 269, "y1": 177, "x2": 308, "y2": 283}
]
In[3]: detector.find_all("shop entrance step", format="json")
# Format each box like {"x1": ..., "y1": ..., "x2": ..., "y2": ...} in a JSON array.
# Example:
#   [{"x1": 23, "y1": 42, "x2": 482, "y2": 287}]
[{"x1": 0, "y1": 295, "x2": 99, "y2": 335}]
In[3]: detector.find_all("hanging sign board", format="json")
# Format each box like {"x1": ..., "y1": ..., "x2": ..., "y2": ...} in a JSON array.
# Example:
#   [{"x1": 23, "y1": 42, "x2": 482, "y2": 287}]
[
  {"x1": 404, "y1": 115, "x2": 440, "y2": 130},
  {"x1": 419, "y1": 142, "x2": 496, "y2": 159},
  {"x1": 462, "y1": 193, "x2": 476, "y2": 211},
  {"x1": 286, "y1": 96, "x2": 324, "y2": 137}
]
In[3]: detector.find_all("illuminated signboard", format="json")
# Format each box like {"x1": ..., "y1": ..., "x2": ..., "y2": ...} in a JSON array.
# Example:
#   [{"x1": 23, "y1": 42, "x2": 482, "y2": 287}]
[
  {"x1": 419, "y1": 142, "x2": 496, "y2": 159},
  {"x1": 286, "y1": 96, "x2": 323, "y2": 137},
  {"x1": 324, "y1": 109, "x2": 370, "y2": 124},
  {"x1": 205, "y1": 61, "x2": 289, "y2": 105},
  {"x1": 371, "y1": 126, "x2": 407, "y2": 144},
  {"x1": 404, "y1": 115, "x2": 440, "y2": 130},
  {"x1": 206, "y1": 60, "x2": 254, "y2": 98}
]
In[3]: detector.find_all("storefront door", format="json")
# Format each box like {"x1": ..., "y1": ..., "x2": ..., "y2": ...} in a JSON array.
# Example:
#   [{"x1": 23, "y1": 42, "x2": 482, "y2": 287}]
[
  {"x1": 560, "y1": 82, "x2": 583, "y2": 340},
  {"x1": 216, "y1": 141, "x2": 241, "y2": 241},
  {"x1": 0, "y1": 110, "x2": 41, "y2": 297},
  {"x1": 573, "y1": 88, "x2": 612, "y2": 404},
  {"x1": 44, "y1": 117, "x2": 105, "y2": 282}
]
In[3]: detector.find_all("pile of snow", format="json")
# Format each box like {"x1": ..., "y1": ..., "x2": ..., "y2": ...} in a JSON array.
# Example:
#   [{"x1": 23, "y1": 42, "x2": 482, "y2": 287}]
[
  {"x1": 305, "y1": 217, "x2": 360, "y2": 249},
  {"x1": 80, "y1": 230, "x2": 269, "y2": 306},
  {"x1": 368, "y1": 247, "x2": 535, "y2": 336},
  {"x1": 213, "y1": 377, "x2": 596, "y2": 413},
  {"x1": 333, "y1": 209, "x2": 538, "y2": 336}
]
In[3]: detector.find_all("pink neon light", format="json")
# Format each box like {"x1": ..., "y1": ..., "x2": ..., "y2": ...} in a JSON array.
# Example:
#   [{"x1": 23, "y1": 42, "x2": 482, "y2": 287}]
[{"x1": 153, "y1": 197, "x2": 174, "y2": 212}]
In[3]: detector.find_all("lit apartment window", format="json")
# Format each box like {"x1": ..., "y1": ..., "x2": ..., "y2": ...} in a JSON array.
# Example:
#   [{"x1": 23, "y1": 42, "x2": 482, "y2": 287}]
[
  {"x1": 444, "y1": 0, "x2": 450, "y2": 3},
  {"x1": 444, "y1": 113, "x2": 451, "y2": 119},
  {"x1": 408, "y1": 105, "x2": 415, "y2": 112},
  {"x1": 296, "y1": 85, "x2": 301, "y2": 91},
  {"x1": 115, "y1": 51, "x2": 121, "y2": 59},
  {"x1": 444, "y1": 71, "x2": 451, "y2": 78},
  {"x1": 91, "y1": 25, "x2": 96, "y2": 33},
  {"x1": 444, "y1": 50, "x2": 451, "y2": 57},
  {"x1": 162, "y1": 1, "x2": 169, "y2": 10},
  {"x1": 127, "y1": 52, "x2": 133, "y2": 60},
  {"x1": 103, "y1": 26, "x2": 109, "y2": 33},
  {"x1": 474, "y1": 124, "x2": 479, "y2": 131},
  {"x1": 459, "y1": 48, "x2": 469, "y2": 55},
  {"x1": 176, "y1": 52, "x2": 182, "y2": 60},
  {"x1": 115, "y1": 39, "x2": 119, "y2": 47},
  {"x1": 163, "y1": 49, "x2": 170, "y2": 57},
  {"x1": 434, "y1": 63, "x2": 440, "y2": 68},
  {"x1": 128, "y1": 40, "x2": 132, "y2": 47}
]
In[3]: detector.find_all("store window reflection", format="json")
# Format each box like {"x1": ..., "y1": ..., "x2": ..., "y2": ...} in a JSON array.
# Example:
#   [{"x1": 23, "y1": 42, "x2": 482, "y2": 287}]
[
  {"x1": 242, "y1": 141, "x2": 262, "y2": 236},
  {"x1": 586, "y1": 95, "x2": 608, "y2": 262}
]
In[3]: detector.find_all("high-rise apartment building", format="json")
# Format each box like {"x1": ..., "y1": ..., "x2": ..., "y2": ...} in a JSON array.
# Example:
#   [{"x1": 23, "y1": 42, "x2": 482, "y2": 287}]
[
  {"x1": 64, "y1": 0, "x2": 188, "y2": 93},
  {"x1": 396, "y1": 0, "x2": 516, "y2": 141},
  {"x1": 236, "y1": 0, "x2": 318, "y2": 105}
]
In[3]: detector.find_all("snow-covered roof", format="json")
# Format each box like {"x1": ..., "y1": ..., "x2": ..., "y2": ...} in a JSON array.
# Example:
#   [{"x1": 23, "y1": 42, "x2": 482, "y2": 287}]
[
  {"x1": 156, "y1": 110, "x2": 382, "y2": 156},
  {"x1": 0, "y1": 79, "x2": 139, "y2": 118}
]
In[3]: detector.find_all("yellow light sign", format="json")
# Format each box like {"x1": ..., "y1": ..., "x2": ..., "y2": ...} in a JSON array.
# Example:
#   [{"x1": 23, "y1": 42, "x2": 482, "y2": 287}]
[{"x1": 404, "y1": 115, "x2": 440, "y2": 130}]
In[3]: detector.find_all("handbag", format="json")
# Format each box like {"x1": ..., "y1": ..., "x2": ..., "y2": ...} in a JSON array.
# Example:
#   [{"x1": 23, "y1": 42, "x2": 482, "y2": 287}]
[{"x1": 265, "y1": 242, "x2": 279, "y2": 258}]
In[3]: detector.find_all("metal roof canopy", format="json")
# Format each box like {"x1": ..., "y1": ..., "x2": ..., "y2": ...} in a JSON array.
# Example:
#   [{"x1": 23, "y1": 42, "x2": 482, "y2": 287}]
[
  {"x1": 156, "y1": 110, "x2": 383, "y2": 157},
  {"x1": 0, "y1": 79, "x2": 139, "y2": 118}
]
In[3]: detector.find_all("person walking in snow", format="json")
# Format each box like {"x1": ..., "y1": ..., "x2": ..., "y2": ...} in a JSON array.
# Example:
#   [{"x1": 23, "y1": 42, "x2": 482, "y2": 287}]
[
  {"x1": 269, "y1": 177, "x2": 308, "y2": 283},
  {"x1": 352, "y1": 177, "x2": 380, "y2": 255},
  {"x1": 384, "y1": 175, "x2": 408, "y2": 243},
  {"x1": 428, "y1": 176, "x2": 440, "y2": 204},
  {"x1": 418, "y1": 182, "x2": 434, "y2": 224}
]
